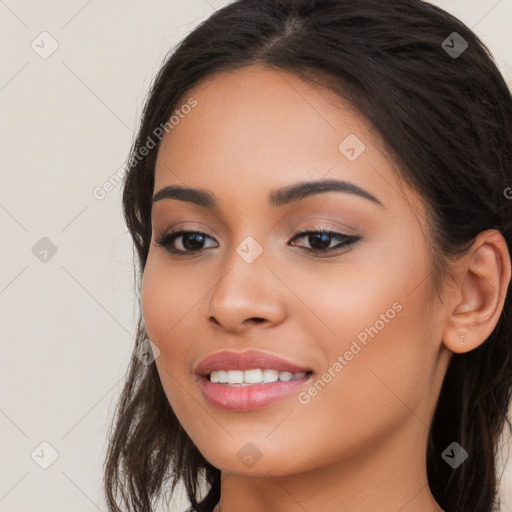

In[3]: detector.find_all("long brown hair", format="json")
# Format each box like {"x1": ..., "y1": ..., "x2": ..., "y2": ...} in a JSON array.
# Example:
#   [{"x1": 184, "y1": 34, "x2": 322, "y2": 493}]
[{"x1": 103, "y1": 1, "x2": 512, "y2": 511}]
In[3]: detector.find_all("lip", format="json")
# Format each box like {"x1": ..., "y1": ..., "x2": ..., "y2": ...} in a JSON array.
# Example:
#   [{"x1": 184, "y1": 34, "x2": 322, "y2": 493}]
[
  {"x1": 194, "y1": 349, "x2": 314, "y2": 411},
  {"x1": 194, "y1": 349, "x2": 312, "y2": 376},
  {"x1": 199, "y1": 374, "x2": 314, "y2": 411}
]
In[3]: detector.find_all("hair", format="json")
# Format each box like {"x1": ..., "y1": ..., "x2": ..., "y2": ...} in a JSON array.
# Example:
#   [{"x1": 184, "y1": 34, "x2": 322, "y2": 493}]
[{"x1": 102, "y1": 1, "x2": 512, "y2": 511}]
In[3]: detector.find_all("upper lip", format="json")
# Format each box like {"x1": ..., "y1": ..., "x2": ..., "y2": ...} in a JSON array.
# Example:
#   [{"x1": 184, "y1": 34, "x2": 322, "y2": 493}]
[{"x1": 194, "y1": 349, "x2": 313, "y2": 376}]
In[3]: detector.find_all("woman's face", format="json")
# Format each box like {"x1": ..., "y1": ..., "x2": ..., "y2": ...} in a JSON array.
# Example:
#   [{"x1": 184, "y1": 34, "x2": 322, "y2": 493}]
[{"x1": 141, "y1": 65, "x2": 452, "y2": 477}]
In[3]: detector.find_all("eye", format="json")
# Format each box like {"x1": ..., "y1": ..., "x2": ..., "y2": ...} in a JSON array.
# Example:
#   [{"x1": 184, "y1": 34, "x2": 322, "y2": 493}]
[
  {"x1": 155, "y1": 230, "x2": 218, "y2": 255},
  {"x1": 289, "y1": 227, "x2": 361, "y2": 255},
  {"x1": 155, "y1": 227, "x2": 361, "y2": 257}
]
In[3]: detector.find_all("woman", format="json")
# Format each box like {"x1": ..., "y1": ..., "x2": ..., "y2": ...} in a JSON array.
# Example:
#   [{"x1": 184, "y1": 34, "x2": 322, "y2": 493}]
[{"x1": 103, "y1": 1, "x2": 512, "y2": 511}]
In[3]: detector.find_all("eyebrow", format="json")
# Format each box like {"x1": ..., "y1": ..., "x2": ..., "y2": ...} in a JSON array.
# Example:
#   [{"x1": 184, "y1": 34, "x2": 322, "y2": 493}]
[{"x1": 151, "y1": 179, "x2": 384, "y2": 208}]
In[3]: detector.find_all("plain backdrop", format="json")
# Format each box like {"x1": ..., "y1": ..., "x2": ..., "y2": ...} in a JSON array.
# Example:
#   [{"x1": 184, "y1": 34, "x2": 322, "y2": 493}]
[{"x1": 1, "y1": 1, "x2": 512, "y2": 511}]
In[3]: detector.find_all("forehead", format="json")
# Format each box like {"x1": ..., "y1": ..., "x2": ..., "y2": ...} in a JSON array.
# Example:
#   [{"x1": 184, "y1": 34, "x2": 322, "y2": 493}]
[
  {"x1": 153, "y1": 65, "x2": 420, "y2": 218},
  {"x1": 156, "y1": 65, "x2": 369, "y2": 171}
]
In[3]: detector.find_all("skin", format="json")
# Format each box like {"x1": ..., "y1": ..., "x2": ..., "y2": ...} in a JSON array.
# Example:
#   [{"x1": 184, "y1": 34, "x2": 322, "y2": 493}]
[{"x1": 141, "y1": 65, "x2": 511, "y2": 512}]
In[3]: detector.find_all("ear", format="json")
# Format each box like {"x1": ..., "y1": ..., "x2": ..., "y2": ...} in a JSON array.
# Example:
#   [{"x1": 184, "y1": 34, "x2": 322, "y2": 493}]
[{"x1": 442, "y1": 229, "x2": 511, "y2": 354}]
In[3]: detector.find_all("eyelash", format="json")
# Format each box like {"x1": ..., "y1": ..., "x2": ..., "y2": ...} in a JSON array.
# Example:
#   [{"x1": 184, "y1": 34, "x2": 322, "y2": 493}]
[{"x1": 155, "y1": 227, "x2": 361, "y2": 257}]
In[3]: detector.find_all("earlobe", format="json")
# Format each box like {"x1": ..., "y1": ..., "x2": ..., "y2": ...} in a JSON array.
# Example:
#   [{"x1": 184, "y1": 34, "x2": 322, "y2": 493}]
[{"x1": 442, "y1": 229, "x2": 511, "y2": 354}]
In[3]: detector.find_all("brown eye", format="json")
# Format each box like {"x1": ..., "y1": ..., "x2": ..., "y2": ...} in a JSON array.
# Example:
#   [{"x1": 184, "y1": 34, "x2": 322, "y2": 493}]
[
  {"x1": 155, "y1": 230, "x2": 217, "y2": 255},
  {"x1": 289, "y1": 228, "x2": 361, "y2": 255}
]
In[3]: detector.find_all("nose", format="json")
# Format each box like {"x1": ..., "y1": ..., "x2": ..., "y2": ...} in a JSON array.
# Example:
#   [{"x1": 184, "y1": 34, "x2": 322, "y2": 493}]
[{"x1": 204, "y1": 245, "x2": 287, "y2": 333}]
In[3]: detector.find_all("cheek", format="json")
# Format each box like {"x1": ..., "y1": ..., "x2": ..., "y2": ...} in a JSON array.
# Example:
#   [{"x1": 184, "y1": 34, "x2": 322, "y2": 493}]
[
  {"x1": 140, "y1": 256, "x2": 199, "y2": 416},
  {"x1": 305, "y1": 274, "x2": 435, "y2": 431},
  {"x1": 141, "y1": 261, "x2": 168, "y2": 343},
  {"x1": 140, "y1": 255, "x2": 200, "y2": 345},
  {"x1": 286, "y1": 242, "x2": 435, "y2": 428}
]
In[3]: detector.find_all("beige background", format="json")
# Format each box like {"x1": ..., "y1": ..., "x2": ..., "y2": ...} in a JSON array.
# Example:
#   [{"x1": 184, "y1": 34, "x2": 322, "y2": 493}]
[{"x1": 0, "y1": 0, "x2": 511, "y2": 510}]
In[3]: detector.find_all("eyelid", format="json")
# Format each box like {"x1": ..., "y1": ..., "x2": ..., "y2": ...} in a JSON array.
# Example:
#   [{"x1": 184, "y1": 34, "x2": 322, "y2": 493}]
[
  {"x1": 154, "y1": 220, "x2": 219, "y2": 239},
  {"x1": 291, "y1": 216, "x2": 359, "y2": 234}
]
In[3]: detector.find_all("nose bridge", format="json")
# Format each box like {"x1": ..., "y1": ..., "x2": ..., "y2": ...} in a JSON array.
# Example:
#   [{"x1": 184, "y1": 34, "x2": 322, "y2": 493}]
[
  {"x1": 205, "y1": 231, "x2": 285, "y2": 329},
  {"x1": 212, "y1": 233, "x2": 268, "y2": 304}
]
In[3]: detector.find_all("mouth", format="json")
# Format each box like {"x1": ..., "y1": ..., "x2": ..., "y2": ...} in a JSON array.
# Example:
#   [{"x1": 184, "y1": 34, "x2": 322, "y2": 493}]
[{"x1": 194, "y1": 349, "x2": 315, "y2": 411}]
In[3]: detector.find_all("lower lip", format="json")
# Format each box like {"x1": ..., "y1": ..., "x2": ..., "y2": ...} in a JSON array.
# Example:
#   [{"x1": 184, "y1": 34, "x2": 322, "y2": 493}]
[{"x1": 199, "y1": 373, "x2": 314, "y2": 411}]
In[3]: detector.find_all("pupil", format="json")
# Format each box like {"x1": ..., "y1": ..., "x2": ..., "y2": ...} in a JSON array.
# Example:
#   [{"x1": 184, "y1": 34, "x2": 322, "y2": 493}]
[
  {"x1": 309, "y1": 233, "x2": 331, "y2": 250},
  {"x1": 183, "y1": 233, "x2": 205, "y2": 250}
]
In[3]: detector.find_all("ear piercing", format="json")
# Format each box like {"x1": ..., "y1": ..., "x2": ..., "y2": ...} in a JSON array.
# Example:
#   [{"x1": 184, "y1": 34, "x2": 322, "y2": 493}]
[{"x1": 460, "y1": 335, "x2": 465, "y2": 344}]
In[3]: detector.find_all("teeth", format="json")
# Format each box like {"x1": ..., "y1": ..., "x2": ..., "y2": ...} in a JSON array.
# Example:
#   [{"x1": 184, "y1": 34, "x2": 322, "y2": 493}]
[
  {"x1": 262, "y1": 369, "x2": 278, "y2": 383},
  {"x1": 227, "y1": 370, "x2": 244, "y2": 384},
  {"x1": 209, "y1": 368, "x2": 308, "y2": 385}
]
